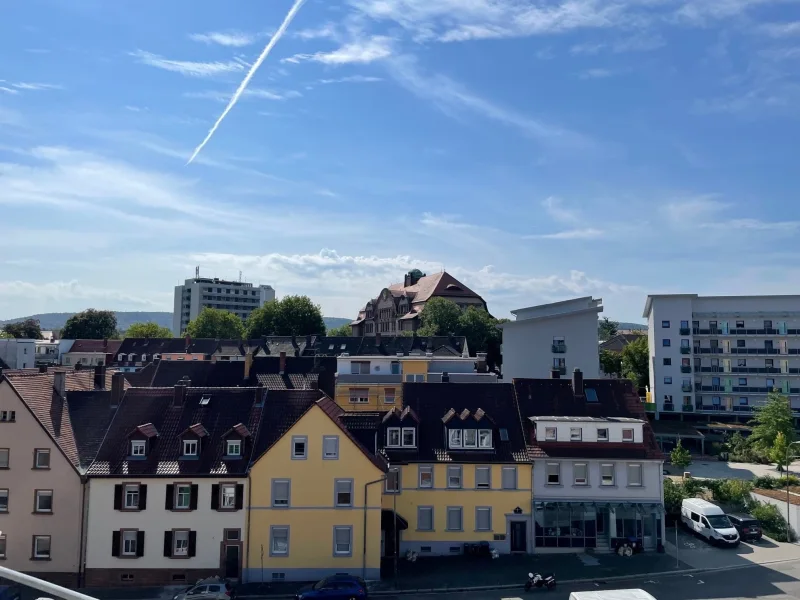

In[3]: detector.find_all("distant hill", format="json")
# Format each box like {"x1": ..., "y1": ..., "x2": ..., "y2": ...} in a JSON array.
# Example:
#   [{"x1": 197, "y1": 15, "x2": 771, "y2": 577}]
[
  {"x1": 618, "y1": 322, "x2": 646, "y2": 331},
  {"x1": 0, "y1": 312, "x2": 352, "y2": 335}
]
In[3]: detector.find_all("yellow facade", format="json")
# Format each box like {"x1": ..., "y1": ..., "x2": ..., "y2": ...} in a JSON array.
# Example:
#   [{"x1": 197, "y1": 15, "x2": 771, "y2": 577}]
[
  {"x1": 400, "y1": 360, "x2": 428, "y2": 379},
  {"x1": 383, "y1": 463, "x2": 532, "y2": 554},
  {"x1": 334, "y1": 384, "x2": 401, "y2": 412},
  {"x1": 246, "y1": 405, "x2": 385, "y2": 582}
]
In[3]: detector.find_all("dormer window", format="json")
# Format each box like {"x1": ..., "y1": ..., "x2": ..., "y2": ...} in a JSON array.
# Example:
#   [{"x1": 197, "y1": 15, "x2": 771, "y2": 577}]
[
  {"x1": 387, "y1": 427, "x2": 416, "y2": 448},
  {"x1": 478, "y1": 430, "x2": 492, "y2": 448},
  {"x1": 570, "y1": 428, "x2": 582, "y2": 441},
  {"x1": 141, "y1": 354, "x2": 147, "y2": 362},
  {"x1": 183, "y1": 439, "x2": 198, "y2": 456},
  {"x1": 387, "y1": 428, "x2": 401, "y2": 447},
  {"x1": 131, "y1": 440, "x2": 146, "y2": 457},
  {"x1": 449, "y1": 429, "x2": 462, "y2": 447},
  {"x1": 597, "y1": 428, "x2": 609, "y2": 442},
  {"x1": 402, "y1": 428, "x2": 416, "y2": 448},
  {"x1": 226, "y1": 440, "x2": 242, "y2": 457},
  {"x1": 448, "y1": 429, "x2": 493, "y2": 449},
  {"x1": 545, "y1": 427, "x2": 556, "y2": 441},
  {"x1": 622, "y1": 428, "x2": 635, "y2": 442},
  {"x1": 464, "y1": 429, "x2": 477, "y2": 448}
]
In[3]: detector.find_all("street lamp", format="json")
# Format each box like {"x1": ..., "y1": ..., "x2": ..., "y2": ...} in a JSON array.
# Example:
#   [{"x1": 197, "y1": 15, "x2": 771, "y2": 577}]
[{"x1": 785, "y1": 441, "x2": 800, "y2": 539}]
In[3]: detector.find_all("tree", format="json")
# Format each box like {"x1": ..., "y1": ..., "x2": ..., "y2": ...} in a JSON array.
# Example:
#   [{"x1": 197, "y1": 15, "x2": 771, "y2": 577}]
[
  {"x1": 2, "y1": 319, "x2": 42, "y2": 339},
  {"x1": 621, "y1": 335, "x2": 649, "y2": 388},
  {"x1": 417, "y1": 297, "x2": 463, "y2": 336},
  {"x1": 61, "y1": 309, "x2": 118, "y2": 340},
  {"x1": 0, "y1": 330, "x2": 10, "y2": 339},
  {"x1": 327, "y1": 324, "x2": 352, "y2": 337},
  {"x1": 670, "y1": 440, "x2": 692, "y2": 470},
  {"x1": 245, "y1": 301, "x2": 279, "y2": 338},
  {"x1": 663, "y1": 478, "x2": 689, "y2": 516},
  {"x1": 458, "y1": 306, "x2": 501, "y2": 357},
  {"x1": 770, "y1": 431, "x2": 792, "y2": 472},
  {"x1": 125, "y1": 322, "x2": 172, "y2": 339},
  {"x1": 598, "y1": 317, "x2": 619, "y2": 342},
  {"x1": 186, "y1": 308, "x2": 245, "y2": 339},
  {"x1": 599, "y1": 349, "x2": 623, "y2": 377},
  {"x1": 272, "y1": 296, "x2": 326, "y2": 336},
  {"x1": 750, "y1": 391, "x2": 795, "y2": 453}
]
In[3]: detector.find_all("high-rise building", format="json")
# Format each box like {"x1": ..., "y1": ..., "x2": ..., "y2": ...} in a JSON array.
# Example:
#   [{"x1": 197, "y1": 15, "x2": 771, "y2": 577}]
[
  {"x1": 172, "y1": 277, "x2": 276, "y2": 335},
  {"x1": 643, "y1": 294, "x2": 800, "y2": 420}
]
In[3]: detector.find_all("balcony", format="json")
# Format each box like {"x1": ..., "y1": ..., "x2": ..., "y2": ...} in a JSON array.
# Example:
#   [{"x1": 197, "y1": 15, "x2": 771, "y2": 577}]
[
  {"x1": 680, "y1": 347, "x2": 692, "y2": 354},
  {"x1": 644, "y1": 402, "x2": 657, "y2": 412},
  {"x1": 681, "y1": 384, "x2": 693, "y2": 392},
  {"x1": 552, "y1": 344, "x2": 567, "y2": 353},
  {"x1": 679, "y1": 327, "x2": 691, "y2": 335},
  {"x1": 733, "y1": 405, "x2": 754, "y2": 413},
  {"x1": 699, "y1": 366, "x2": 725, "y2": 373},
  {"x1": 682, "y1": 404, "x2": 694, "y2": 412},
  {"x1": 662, "y1": 403, "x2": 675, "y2": 412},
  {"x1": 680, "y1": 366, "x2": 692, "y2": 373}
]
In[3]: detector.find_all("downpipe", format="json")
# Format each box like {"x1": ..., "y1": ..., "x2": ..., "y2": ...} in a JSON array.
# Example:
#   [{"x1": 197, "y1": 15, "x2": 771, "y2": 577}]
[{"x1": 363, "y1": 475, "x2": 387, "y2": 580}]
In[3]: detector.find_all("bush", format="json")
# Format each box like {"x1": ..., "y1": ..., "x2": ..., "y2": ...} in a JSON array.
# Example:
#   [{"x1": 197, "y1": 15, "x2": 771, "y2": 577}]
[
  {"x1": 664, "y1": 479, "x2": 688, "y2": 517},
  {"x1": 752, "y1": 475, "x2": 800, "y2": 490},
  {"x1": 748, "y1": 501, "x2": 797, "y2": 542},
  {"x1": 682, "y1": 478, "x2": 707, "y2": 497},
  {"x1": 710, "y1": 479, "x2": 752, "y2": 509}
]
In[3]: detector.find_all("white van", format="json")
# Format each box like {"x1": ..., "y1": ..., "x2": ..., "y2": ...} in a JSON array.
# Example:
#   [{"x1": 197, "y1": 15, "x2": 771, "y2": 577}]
[
  {"x1": 569, "y1": 590, "x2": 657, "y2": 600},
  {"x1": 681, "y1": 498, "x2": 740, "y2": 546}
]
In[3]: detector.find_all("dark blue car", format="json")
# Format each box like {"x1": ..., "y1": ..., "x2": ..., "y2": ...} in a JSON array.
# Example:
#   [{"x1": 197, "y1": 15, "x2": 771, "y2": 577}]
[{"x1": 294, "y1": 575, "x2": 368, "y2": 600}]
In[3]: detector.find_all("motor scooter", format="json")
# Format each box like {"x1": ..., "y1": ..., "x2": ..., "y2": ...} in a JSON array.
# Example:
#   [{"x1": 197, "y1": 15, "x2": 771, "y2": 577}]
[{"x1": 525, "y1": 572, "x2": 556, "y2": 591}]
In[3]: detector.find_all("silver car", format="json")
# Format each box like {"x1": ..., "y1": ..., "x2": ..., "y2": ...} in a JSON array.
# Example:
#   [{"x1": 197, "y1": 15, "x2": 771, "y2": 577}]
[{"x1": 173, "y1": 580, "x2": 232, "y2": 600}]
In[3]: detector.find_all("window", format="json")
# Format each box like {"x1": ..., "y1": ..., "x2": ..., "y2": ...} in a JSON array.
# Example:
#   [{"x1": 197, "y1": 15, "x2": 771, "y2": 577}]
[
  {"x1": 417, "y1": 506, "x2": 433, "y2": 531},
  {"x1": 131, "y1": 440, "x2": 146, "y2": 457},
  {"x1": 681, "y1": 320, "x2": 689, "y2": 328},
  {"x1": 323, "y1": 436, "x2": 339, "y2": 459},
  {"x1": 478, "y1": 429, "x2": 492, "y2": 448},
  {"x1": 737, "y1": 339, "x2": 746, "y2": 348},
  {"x1": 546, "y1": 463, "x2": 560, "y2": 485},
  {"x1": 680, "y1": 339, "x2": 690, "y2": 348},
  {"x1": 401, "y1": 428, "x2": 416, "y2": 448},
  {"x1": 662, "y1": 339, "x2": 671, "y2": 347},
  {"x1": 448, "y1": 429, "x2": 462, "y2": 448},
  {"x1": 272, "y1": 480, "x2": 290, "y2": 507},
  {"x1": 175, "y1": 484, "x2": 192, "y2": 509},
  {"x1": 628, "y1": 464, "x2": 643, "y2": 487},
  {"x1": 387, "y1": 427, "x2": 401, "y2": 447},
  {"x1": 122, "y1": 531, "x2": 137, "y2": 556},
  {"x1": 0, "y1": 535, "x2": 5, "y2": 558},
  {"x1": 739, "y1": 378, "x2": 747, "y2": 386},
  {"x1": 544, "y1": 427, "x2": 556, "y2": 441},
  {"x1": 463, "y1": 429, "x2": 477, "y2": 448},
  {"x1": 291, "y1": 436, "x2": 307, "y2": 460},
  {"x1": 736, "y1": 320, "x2": 745, "y2": 328},
  {"x1": 123, "y1": 484, "x2": 140, "y2": 509},
  {"x1": 333, "y1": 526, "x2": 352, "y2": 556},
  {"x1": 597, "y1": 428, "x2": 609, "y2": 441},
  {"x1": 475, "y1": 466, "x2": 491, "y2": 489},
  {"x1": 390, "y1": 362, "x2": 401, "y2": 375},
  {"x1": 350, "y1": 361, "x2": 370, "y2": 375},
  {"x1": 349, "y1": 388, "x2": 369, "y2": 404},
  {"x1": 447, "y1": 465, "x2": 462, "y2": 489},
  {"x1": 335, "y1": 480, "x2": 353, "y2": 507},
  {"x1": 182, "y1": 440, "x2": 198, "y2": 457},
  {"x1": 0, "y1": 489, "x2": 7, "y2": 512},
  {"x1": 739, "y1": 397, "x2": 749, "y2": 406},
  {"x1": 0, "y1": 410, "x2": 15, "y2": 422},
  {"x1": 33, "y1": 535, "x2": 51, "y2": 559},
  {"x1": 570, "y1": 427, "x2": 582, "y2": 441},
  {"x1": 221, "y1": 484, "x2": 236, "y2": 509},
  {"x1": 501, "y1": 467, "x2": 517, "y2": 489},
  {"x1": 385, "y1": 468, "x2": 400, "y2": 492},
  {"x1": 270, "y1": 526, "x2": 289, "y2": 556},
  {"x1": 663, "y1": 358, "x2": 671, "y2": 366},
  {"x1": 384, "y1": 388, "x2": 396, "y2": 404},
  {"x1": 738, "y1": 359, "x2": 747, "y2": 367},
  {"x1": 764, "y1": 320, "x2": 773, "y2": 329},
  {"x1": 622, "y1": 428, "x2": 634, "y2": 442},
  {"x1": 446, "y1": 507, "x2": 463, "y2": 531},
  {"x1": 475, "y1": 507, "x2": 492, "y2": 531},
  {"x1": 574, "y1": 463, "x2": 588, "y2": 485},
  {"x1": 173, "y1": 530, "x2": 190, "y2": 556},
  {"x1": 405, "y1": 374, "x2": 425, "y2": 382},
  {"x1": 419, "y1": 466, "x2": 433, "y2": 488},
  {"x1": 767, "y1": 378, "x2": 775, "y2": 387},
  {"x1": 601, "y1": 464, "x2": 615, "y2": 486},
  {"x1": 0, "y1": 448, "x2": 8, "y2": 469},
  {"x1": 34, "y1": 449, "x2": 50, "y2": 469},
  {"x1": 664, "y1": 377, "x2": 672, "y2": 384},
  {"x1": 35, "y1": 490, "x2": 53, "y2": 513},
  {"x1": 662, "y1": 320, "x2": 670, "y2": 328},
  {"x1": 226, "y1": 440, "x2": 241, "y2": 457}
]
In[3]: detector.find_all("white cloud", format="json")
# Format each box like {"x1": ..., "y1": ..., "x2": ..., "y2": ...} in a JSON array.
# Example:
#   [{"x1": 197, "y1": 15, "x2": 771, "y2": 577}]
[
  {"x1": 284, "y1": 35, "x2": 393, "y2": 64},
  {"x1": 759, "y1": 21, "x2": 800, "y2": 37},
  {"x1": 661, "y1": 196, "x2": 729, "y2": 223},
  {"x1": 124, "y1": 105, "x2": 148, "y2": 112},
  {"x1": 0, "y1": 280, "x2": 162, "y2": 308},
  {"x1": 130, "y1": 50, "x2": 247, "y2": 77},
  {"x1": 189, "y1": 31, "x2": 257, "y2": 47},
  {"x1": 579, "y1": 68, "x2": 614, "y2": 79},
  {"x1": 317, "y1": 75, "x2": 383, "y2": 84},
  {"x1": 294, "y1": 23, "x2": 338, "y2": 40},
  {"x1": 662, "y1": 196, "x2": 800, "y2": 233},
  {"x1": 11, "y1": 82, "x2": 62, "y2": 91},
  {"x1": 0, "y1": 86, "x2": 19, "y2": 95},
  {"x1": 525, "y1": 228, "x2": 605, "y2": 240},
  {"x1": 541, "y1": 196, "x2": 580, "y2": 224}
]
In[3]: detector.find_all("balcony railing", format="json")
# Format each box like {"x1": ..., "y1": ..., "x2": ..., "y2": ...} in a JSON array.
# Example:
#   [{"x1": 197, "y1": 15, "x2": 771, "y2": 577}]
[
  {"x1": 681, "y1": 384, "x2": 693, "y2": 392},
  {"x1": 682, "y1": 404, "x2": 694, "y2": 412},
  {"x1": 552, "y1": 344, "x2": 567, "y2": 353},
  {"x1": 0, "y1": 565, "x2": 97, "y2": 600},
  {"x1": 644, "y1": 402, "x2": 657, "y2": 412},
  {"x1": 679, "y1": 327, "x2": 691, "y2": 335},
  {"x1": 680, "y1": 366, "x2": 692, "y2": 373},
  {"x1": 662, "y1": 403, "x2": 674, "y2": 412},
  {"x1": 680, "y1": 347, "x2": 691, "y2": 354}
]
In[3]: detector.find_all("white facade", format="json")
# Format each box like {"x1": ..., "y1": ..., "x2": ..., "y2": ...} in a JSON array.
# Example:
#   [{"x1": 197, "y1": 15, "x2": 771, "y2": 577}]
[
  {"x1": 85, "y1": 478, "x2": 247, "y2": 575},
  {"x1": 0, "y1": 339, "x2": 36, "y2": 369},
  {"x1": 531, "y1": 417, "x2": 645, "y2": 444},
  {"x1": 500, "y1": 297, "x2": 603, "y2": 381},
  {"x1": 533, "y1": 458, "x2": 663, "y2": 502},
  {"x1": 173, "y1": 277, "x2": 276, "y2": 336},
  {"x1": 643, "y1": 294, "x2": 800, "y2": 416}
]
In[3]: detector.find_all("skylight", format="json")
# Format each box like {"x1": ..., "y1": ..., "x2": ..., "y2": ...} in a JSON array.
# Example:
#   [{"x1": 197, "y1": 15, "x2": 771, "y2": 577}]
[
  {"x1": 585, "y1": 388, "x2": 599, "y2": 403},
  {"x1": 499, "y1": 428, "x2": 509, "y2": 442},
  {"x1": 200, "y1": 395, "x2": 211, "y2": 406}
]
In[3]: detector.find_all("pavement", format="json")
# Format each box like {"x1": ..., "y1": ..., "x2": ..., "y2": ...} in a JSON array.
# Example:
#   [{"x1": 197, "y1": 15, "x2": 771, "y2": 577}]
[{"x1": 664, "y1": 459, "x2": 800, "y2": 481}]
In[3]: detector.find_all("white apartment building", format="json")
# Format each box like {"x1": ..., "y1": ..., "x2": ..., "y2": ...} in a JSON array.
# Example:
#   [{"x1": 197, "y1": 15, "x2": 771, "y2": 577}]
[
  {"x1": 172, "y1": 277, "x2": 276, "y2": 336},
  {"x1": 0, "y1": 339, "x2": 36, "y2": 369},
  {"x1": 499, "y1": 297, "x2": 603, "y2": 381},
  {"x1": 644, "y1": 294, "x2": 800, "y2": 418}
]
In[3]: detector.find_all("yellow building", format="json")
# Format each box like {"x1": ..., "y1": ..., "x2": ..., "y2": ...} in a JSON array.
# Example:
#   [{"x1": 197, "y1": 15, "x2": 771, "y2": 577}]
[{"x1": 246, "y1": 391, "x2": 388, "y2": 582}]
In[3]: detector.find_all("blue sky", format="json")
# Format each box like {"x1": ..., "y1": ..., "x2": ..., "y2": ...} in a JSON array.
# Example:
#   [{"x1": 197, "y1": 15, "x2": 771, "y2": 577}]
[{"x1": 2, "y1": 0, "x2": 800, "y2": 323}]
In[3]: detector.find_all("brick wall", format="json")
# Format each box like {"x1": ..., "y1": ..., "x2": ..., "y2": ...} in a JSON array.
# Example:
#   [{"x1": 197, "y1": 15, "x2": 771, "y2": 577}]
[{"x1": 84, "y1": 568, "x2": 222, "y2": 587}]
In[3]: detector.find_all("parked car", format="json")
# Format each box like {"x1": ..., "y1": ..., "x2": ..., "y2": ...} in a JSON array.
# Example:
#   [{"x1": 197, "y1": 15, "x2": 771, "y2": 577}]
[
  {"x1": 172, "y1": 579, "x2": 233, "y2": 600},
  {"x1": 727, "y1": 513, "x2": 763, "y2": 542},
  {"x1": 681, "y1": 498, "x2": 740, "y2": 547},
  {"x1": 295, "y1": 575, "x2": 368, "y2": 600}
]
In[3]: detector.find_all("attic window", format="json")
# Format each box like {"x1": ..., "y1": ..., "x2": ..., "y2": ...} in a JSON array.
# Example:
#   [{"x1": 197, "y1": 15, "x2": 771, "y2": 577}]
[
  {"x1": 226, "y1": 440, "x2": 242, "y2": 457},
  {"x1": 448, "y1": 429, "x2": 492, "y2": 449},
  {"x1": 200, "y1": 395, "x2": 211, "y2": 406},
  {"x1": 183, "y1": 439, "x2": 198, "y2": 456},
  {"x1": 340, "y1": 344, "x2": 347, "y2": 350},
  {"x1": 131, "y1": 440, "x2": 146, "y2": 456},
  {"x1": 585, "y1": 388, "x2": 599, "y2": 403},
  {"x1": 499, "y1": 428, "x2": 509, "y2": 442},
  {"x1": 328, "y1": 344, "x2": 334, "y2": 350}
]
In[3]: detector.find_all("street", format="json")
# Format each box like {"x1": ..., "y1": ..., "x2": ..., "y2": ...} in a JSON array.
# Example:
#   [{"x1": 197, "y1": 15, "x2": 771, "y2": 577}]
[{"x1": 377, "y1": 558, "x2": 800, "y2": 600}]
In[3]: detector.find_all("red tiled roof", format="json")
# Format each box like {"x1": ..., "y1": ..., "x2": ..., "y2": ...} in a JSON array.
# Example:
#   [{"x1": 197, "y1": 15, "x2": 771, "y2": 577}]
[
  {"x1": 387, "y1": 271, "x2": 484, "y2": 304},
  {"x1": 316, "y1": 396, "x2": 388, "y2": 472},
  {"x1": 68, "y1": 339, "x2": 123, "y2": 354},
  {"x1": 135, "y1": 423, "x2": 159, "y2": 438}
]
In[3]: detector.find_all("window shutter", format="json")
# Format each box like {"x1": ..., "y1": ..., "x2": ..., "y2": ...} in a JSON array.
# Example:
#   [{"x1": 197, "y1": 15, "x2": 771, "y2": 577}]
[
  {"x1": 211, "y1": 485, "x2": 220, "y2": 510},
  {"x1": 139, "y1": 485, "x2": 148, "y2": 510},
  {"x1": 111, "y1": 531, "x2": 120, "y2": 557},
  {"x1": 136, "y1": 531, "x2": 145, "y2": 557},
  {"x1": 165, "y1": 484, "x2": 174, "y2": 510},
  {"x1": 163, "y1": 531, "x2": 173, "y2": 557},
  {"x1": 190, "y1": 484, "x2": 199, "y2": 510},
  {"x1": 188, "y1": 531, "x2": 197, "y2": 557},
  {"x1": 113, "y1": 485, "x2": 122, "y2": 510},
  {"x1": 235, "y1": 484, "x2": 244, "y2": 510}
]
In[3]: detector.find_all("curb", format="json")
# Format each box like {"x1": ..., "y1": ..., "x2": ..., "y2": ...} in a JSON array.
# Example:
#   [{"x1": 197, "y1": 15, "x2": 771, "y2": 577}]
[{"x1": 235, "y1": 556, "x2": 800, "y2": 599}]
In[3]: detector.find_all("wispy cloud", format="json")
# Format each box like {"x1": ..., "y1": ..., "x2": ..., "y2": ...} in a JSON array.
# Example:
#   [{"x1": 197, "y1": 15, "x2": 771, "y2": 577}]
[
  {"x1": 536, "y1": 197, "x2": 601, "y2": 239},
  {"x1": 661, "y1": 196, "x2": 800, "y2": 233},
  {"x1": 184, "y1": 88, "x2": 302, "y2": 102},
  {"x1": 759, "y1": 21, "x2": 800, "y2": 37},
  {"x1": 130, "y1": 50, "x2": 247, "y2": 77},
  {"x1": 542, "y1": 196, "x2": 580, "y2": 224},
  {"x1": 294, "y1": 23, "x2": 338, "y2": 40},
  {"x1": 189, "y1": 31, "x2": 257, "y2": 47},
  {"x1": 11, "y1": 82, "x2": 63, "y2": 91},
  {"x1": 525, "y1": 228, "x2": 604, "y2": 240},
  {"x1": 124, "y1": 105, "x2": 147, "y2": 112},
  {"x1": 317, "y1": 75, "x2": 383, "y2": 84},
  {"x1": 283, "y1": 36, "x2": 393, "y2": 64},
  {"x1": 579, "y1": 68, "x2": 615, "y2": 79},
  {"x1": 0, "y1": 86, "x2": 19, "y2": 95},
  {"x1": 25, "y1": 48, "x2": 50, "y2": 54}
]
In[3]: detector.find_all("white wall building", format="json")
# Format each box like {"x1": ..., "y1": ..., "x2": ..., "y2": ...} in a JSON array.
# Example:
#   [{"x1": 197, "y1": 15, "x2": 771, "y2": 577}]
[
  {"x1": 643, "y1": 294, "x2": 800, "y2": 417},
  {"x1": 173, "y1": 277, "x2": 276, "y2": 336},
  {"x1": 0, "y1": 339, "x2": 36, "y2": 369},
  {"x1": 500, "y1": 297, "x2": 603, "y2": 381}
]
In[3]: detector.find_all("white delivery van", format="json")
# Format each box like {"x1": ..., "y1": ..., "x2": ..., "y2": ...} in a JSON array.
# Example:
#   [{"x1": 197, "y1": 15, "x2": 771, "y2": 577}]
[
  {"x1": 681, "y1": 498, "x2": 740, "y2": 546},
  {"x1": 569, "y1": 590, "x2": 657, "y2": 600}
]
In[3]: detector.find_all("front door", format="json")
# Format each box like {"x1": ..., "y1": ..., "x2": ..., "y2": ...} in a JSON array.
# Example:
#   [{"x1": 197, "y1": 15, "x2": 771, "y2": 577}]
[
  {"x1": 510, "y1": 521, "x2": 527, "y2": 553},
  {"x1": 224, "y1": 545, "x2": 240, "y2": 579}
]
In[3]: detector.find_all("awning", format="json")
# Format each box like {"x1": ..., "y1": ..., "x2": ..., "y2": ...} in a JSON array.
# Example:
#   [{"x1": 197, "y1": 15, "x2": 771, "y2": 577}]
[{"x1": 381, "y1": 509, "x2": 408, "y2": 531}]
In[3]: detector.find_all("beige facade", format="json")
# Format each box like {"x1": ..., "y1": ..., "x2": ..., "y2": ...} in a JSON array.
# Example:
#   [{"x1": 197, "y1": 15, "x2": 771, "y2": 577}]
[{"x1": 0, "y1": 379, "x2": 84, "y2": 585}]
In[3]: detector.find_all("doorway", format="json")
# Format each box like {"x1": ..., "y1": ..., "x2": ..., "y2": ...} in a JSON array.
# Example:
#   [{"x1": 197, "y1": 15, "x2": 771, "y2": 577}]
[
  {"x1": 510, "y1": 521, "x2": 527, "y2": 553},
  {"x1": 224, "y1": 545, "x2": 240, "y2": 579}
]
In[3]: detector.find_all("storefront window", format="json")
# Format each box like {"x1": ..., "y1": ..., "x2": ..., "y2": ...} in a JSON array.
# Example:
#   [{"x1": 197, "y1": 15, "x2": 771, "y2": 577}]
[{"x1": 534, "y1": 503, "x2": 596, "y2": 549}]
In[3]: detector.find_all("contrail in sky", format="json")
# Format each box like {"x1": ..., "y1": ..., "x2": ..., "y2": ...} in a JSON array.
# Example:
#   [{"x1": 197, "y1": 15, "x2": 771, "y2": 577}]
[{"x1": 187, "y1": 0, "x2": 307, "y2": 165}]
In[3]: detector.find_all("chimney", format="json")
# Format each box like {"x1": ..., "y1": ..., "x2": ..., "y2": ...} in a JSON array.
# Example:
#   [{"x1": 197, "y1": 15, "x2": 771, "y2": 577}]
[
  {"x1": 185, "y1": 334, "x2": 191, "y2": 352},
  {"x1": 375, "y1": 332, "x2": 381, "y2": 346},
  {"x1": 279, "y1": 351, "x2": 286, "y2": 374},
  {"x1": 53, "y1": 371, "x2": 66, "y2": 398},
  {"x1": 442, "y1": 372, "x2": 450, "y2": 383},
  {"x1": 310, "y1": 377, "x2": 319, "y2": 391},
  {"x1": 174, "y1": 382, "x2": 187, "y2": 407},
  {"x1": 244, "y1": 351, "x2": 253, "y2": 381},
  {"x1": 291, "y1": 335, "x2": 300, "y2": 357},
  {"x1": 404, "y1": 273, "x2": 411, "y2": 287},
  {"x1": 94, "y1": 364, "x2": 107, "y2": 390},
  {"x1": 550, "y1": 368, "x2": 560, "y2": 379},
  {"x1": 573, "y1": 368, "x2": 584, "y2": 398},
  {"x1": 475, "y1": 352, "x2": 488, "y2": 374},
  {"x1": 111, "y1": 372, "x2": 125, "y2": 407}
]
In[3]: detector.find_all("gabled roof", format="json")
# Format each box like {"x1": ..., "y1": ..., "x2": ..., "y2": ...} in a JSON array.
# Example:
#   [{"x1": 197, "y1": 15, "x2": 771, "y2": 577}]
[
  {"x1": 310, "y1": 336, "x2": 468, "y2": 357},
  {"x1": 147, "y1": 360, "x2": 246, "y2": 388},
  {"x1": 249, "y1": 356, "x2": 337, "y2": 397},
  {"x1": 67, "y1": 339, "x2": 123, "y2": 355},
  {"x1": 599, "y1": 333, "x2": 645, "y2": 353},
  {"x1": 87, "y1": 386, "x2": 264, "y2": 477},
  {"x1": 387, "y1": 271, "x2": 484, "y2": 304},
  {"x1": 251, "y1": 389, "x2": 327, "y2": 461},
  {"x1": 315, "y1": 396, "x2": 388, "y2": 472}
]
